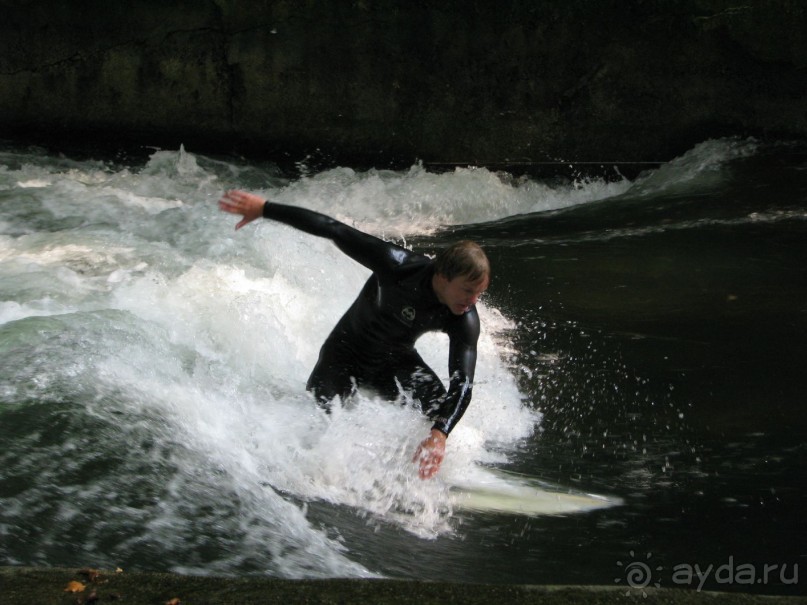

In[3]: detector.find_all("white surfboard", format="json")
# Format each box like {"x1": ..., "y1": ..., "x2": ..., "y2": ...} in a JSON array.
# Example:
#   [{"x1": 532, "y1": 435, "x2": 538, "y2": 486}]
[{"x1": 447, "y1": 466, "x2": 621, "y2": 516}]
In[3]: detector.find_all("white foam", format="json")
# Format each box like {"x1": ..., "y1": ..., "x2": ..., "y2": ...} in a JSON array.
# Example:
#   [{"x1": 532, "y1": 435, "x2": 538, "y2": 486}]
[
  {"x1": 2, "y1": 145, "x2": 624, "y2": 575},
  {"x1": 628, "y1": 136, "x2": 758, "y2": 197},
  {"x1": 263, "y1": 163, "x2": 630, "y2": 235}
]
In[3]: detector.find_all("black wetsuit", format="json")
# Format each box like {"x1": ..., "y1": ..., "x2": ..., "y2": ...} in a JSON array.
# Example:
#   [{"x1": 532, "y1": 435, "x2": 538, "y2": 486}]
[{"x1": 262, "y1": 202, "x2": 479, "y2": 436}]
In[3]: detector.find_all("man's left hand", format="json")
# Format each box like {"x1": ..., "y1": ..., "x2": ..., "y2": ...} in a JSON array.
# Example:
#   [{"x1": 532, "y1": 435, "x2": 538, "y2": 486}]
[{"x1": 413, "y1": 429, "x2": 447, "y2": 479}]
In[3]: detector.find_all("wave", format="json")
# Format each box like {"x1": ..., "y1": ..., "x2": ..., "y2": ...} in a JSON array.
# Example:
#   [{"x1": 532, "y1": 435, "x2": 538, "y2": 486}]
[
  {"x1": 0, "y1": 142, "x2": 542, "y2": 577},
  {"x1": 0, "y1": 135, "x2": 789, "y2": 577}
]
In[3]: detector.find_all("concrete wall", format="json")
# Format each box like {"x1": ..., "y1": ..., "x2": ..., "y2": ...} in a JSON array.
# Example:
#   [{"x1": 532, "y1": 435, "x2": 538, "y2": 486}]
[{"x1": 1, "y1": 0, "x2": 805, "y2": 166}]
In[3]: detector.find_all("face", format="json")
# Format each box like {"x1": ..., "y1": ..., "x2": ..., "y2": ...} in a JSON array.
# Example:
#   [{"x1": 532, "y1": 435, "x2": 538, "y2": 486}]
[{"x1": 433, "y1": 273, "x2": 489, "y2": 315}]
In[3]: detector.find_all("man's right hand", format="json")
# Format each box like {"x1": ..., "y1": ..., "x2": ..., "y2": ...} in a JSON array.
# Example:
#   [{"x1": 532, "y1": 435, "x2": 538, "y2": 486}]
[{"x1": 218, "y1": 190, "x2": 265, "y2": 230}]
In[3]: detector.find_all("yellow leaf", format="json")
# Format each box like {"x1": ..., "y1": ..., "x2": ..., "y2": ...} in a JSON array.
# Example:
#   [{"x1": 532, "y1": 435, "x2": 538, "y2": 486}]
[{"x1": 64, "y1": 580, "x2": 86, "y2": 593}]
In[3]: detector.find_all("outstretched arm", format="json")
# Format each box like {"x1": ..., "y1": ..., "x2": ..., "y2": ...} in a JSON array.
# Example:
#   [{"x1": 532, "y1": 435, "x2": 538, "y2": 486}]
[{"x1": 218, "y1": 190, "x2": 410, "y2": 275}]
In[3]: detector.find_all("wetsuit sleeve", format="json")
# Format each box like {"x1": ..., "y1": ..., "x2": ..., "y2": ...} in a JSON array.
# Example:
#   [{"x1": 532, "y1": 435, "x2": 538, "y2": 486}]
[
  {"x1": 262, "y1": 202, "x2": 409, "y2": 274},
  {"x1": 431, "y1": 309, "x2": 480, "y2": 435}
]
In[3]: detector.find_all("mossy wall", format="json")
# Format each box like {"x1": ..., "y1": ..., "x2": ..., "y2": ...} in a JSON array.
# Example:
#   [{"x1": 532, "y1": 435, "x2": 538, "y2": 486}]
[{"x1": 1, "y1": 1, "x2": 805, "y2": 164}]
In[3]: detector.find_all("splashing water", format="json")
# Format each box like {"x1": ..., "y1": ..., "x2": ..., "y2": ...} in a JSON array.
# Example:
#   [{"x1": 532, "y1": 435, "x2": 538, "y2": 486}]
[
  {"x1": 3, "y1": 138, "x2": 788, "y2": 580},
  {"x1": 2, "y1": 145, "x2": 584, "y2": 574}
]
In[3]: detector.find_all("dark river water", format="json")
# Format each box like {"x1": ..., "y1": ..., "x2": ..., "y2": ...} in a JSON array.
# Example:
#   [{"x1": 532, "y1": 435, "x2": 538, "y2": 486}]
[{"x1": 1, "y1": 137, "x2": 805, "y2": 595}]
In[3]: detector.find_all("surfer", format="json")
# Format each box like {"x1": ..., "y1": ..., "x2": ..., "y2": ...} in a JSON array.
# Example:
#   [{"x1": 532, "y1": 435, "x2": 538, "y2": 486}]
[{"x1": 218, "y1": 189, "x2": 489, "y2": 479}]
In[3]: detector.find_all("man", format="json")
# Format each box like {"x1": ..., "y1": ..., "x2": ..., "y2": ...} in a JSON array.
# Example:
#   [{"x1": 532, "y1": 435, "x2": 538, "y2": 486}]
[{"x1": 218, "y1": 190, "x2": 489, "y2": 479}]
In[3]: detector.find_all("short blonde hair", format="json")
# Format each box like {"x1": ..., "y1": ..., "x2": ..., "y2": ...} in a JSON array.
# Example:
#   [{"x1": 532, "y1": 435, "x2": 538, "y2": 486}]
[{"x1": 434, "y1": 240, "x2": 490, "y2": 282}]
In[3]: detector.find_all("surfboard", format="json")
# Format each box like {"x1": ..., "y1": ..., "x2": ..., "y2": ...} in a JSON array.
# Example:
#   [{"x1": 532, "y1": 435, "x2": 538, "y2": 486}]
[{"x1": 447, "y1": 466, "x2": 621, "y2": 516}]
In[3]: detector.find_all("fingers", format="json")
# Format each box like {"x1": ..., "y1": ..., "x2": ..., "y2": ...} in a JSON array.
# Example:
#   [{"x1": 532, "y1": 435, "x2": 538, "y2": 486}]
[
  {"x1": 419, "y1": 451, "x2": 443, "y2": 479},
  {"x1": 413, "y1": 444, "x2": 444, "y2": 480},
  {"x1": 218, "y1": 190, "x2": 263, "y2": 230},
  {"x1": 218, "y1": 190, "x2": 248, "y2": 213}
]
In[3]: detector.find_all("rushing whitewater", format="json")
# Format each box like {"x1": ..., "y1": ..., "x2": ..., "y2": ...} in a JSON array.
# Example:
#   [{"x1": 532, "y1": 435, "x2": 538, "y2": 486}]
[
  {"x1": 0, "y1": 146, "x2": 626, "y2": 575},
  {"x1": 4, "y1": 138, "x2": 803, "y2": 590}
]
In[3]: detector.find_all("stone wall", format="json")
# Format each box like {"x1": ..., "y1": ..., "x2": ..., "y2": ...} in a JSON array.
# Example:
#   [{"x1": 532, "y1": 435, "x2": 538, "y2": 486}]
[{"x1": 1, "y1": 0, "x2": 805, "y2": 165}]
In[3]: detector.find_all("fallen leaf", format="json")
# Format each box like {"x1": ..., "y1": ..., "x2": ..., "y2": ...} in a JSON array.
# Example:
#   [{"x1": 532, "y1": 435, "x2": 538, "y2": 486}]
[
  {"x1": 166, "y1": 599, "x2": 181, "y2": 605},
  {"x1": 115, "y1": 567, "x2": 124, "y2": 573},
  {"x1": 64, "y1": 580, "x2": 86, "y2": 593}
]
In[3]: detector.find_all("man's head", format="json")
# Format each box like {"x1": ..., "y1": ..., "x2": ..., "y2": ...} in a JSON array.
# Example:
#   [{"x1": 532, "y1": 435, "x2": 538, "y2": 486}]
[
  {"x1": 434, "y1": 240, "x2": 490, "y2": 282},
  {"x1": 432, "y1": 241, "x2": 490, "y2": 315}
]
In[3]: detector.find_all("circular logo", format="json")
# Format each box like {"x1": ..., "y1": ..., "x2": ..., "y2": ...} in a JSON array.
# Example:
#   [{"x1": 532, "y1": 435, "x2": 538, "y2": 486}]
[
  {"x1": 401, "y1": 306, "x2": 416, "y2": 322},
  {"x1": 616, "y1": 551, "x2": 663, "y2": 597}
]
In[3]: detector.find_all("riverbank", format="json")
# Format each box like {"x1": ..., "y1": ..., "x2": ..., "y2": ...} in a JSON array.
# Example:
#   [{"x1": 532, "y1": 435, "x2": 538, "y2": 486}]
[{"x1": 1, "y1": 567, "x2": 803, "y2": 605}]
